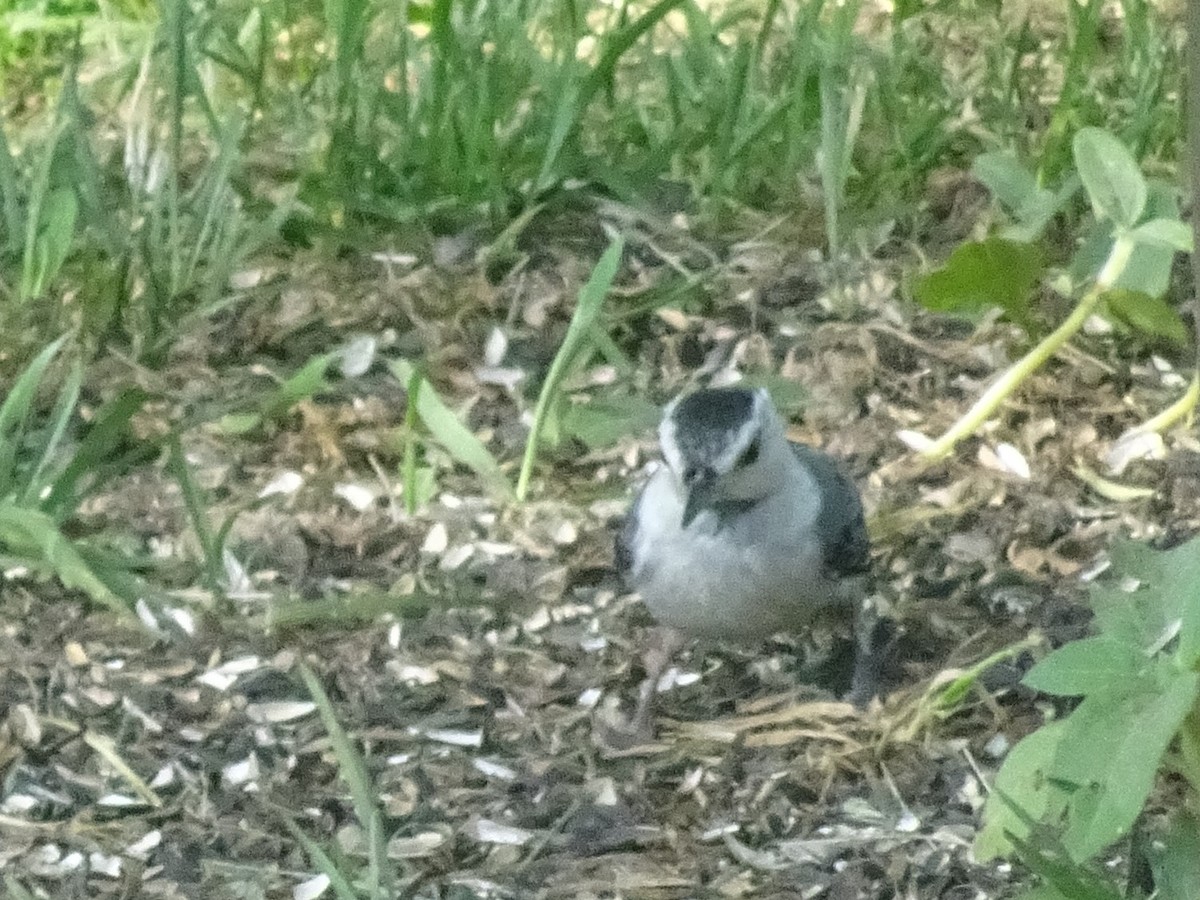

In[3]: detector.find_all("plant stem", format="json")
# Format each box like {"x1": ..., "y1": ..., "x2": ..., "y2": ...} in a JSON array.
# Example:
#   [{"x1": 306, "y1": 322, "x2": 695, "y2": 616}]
[
  {"x1": 402, "y1": 368, "x2": 422, "y2": 515},
  {"x1": 1132, "y1": 372, "x2": 1200, "y2": 436},
  {"x1": 921, "y1": 235, "x2": 1135, "y2": 460}
]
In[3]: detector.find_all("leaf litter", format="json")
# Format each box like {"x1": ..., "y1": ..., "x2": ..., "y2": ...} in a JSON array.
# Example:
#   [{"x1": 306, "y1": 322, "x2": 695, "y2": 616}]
[{"x1": 1, "y1": 210, "x2": 1198, "y2": 899}]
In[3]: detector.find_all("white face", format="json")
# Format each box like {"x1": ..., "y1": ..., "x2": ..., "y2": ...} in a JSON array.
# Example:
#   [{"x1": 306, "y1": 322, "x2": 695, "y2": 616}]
[{"x1": 658, "y1": 387, "x2": 777, "y2": 500}]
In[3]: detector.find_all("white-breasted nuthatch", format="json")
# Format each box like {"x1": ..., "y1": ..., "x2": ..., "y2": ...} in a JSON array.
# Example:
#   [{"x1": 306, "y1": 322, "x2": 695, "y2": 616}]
[{"x1": 615, "y1": 385, "x2": 879, "y2": 729}]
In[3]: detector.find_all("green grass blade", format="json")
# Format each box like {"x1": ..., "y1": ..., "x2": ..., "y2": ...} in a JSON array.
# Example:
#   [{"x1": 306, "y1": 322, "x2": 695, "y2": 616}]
[
  {"x1": 783, "y1": 1, "x2": 824, "y2": 174},
  {"x1": 389, "y1": 359, "x2": 513, "y2": 500},
  {"x1": 17, "y1": 119, "x2": 67, "y2": 302},
  {"x1": 266, "y1": 589, "x2": 434, "y2": 630},
  {"x1": 44, "y1": 387, "x2": 154, "y2": 519},
  {"x1": 393, "y1": 0, "x2": 412, "y2": 130},
  {"x1": 83, "y1": 730, "x2": 163, "y2": 807},
  {"x1": 21, "y1": 358, "x2": 82, "y2": 507},
  {"x1": 260, "y1": 353, "x2": 337, "y2": 421},
  {"x1": 582, "y1": 0, "x2": 687, "y2": 106},
  {"x1": 163, "y1": 0, "x2": 187, "y2": 297},
  {"x1": 0, "y1": 120, "x2": 21, "y2": 253},
  {"x1": 184, "y1": 112, "x2": 245, "y2": 289},
  {"x1": 58, "y1": 55, "x2": 123, "y2": 261},
  {"x1": 299, "y1": 662, "x2": 394, "y2": 898},
  {"x1": 818, "y1": 61, "x2": 867, "y2": 258},
  {"x1": 0, "y1": 336, "x2": 69, "y2": 499},
  {"x1": 279, "y1": 816, "x2": 362, "y2": 900},
  {"x1": 753, "y1": 0, "x2": 784, "y2": 57},
  {"x1": 0, "y1": 504, "x2": 131, "y2": 615},
  {"x1": 299, "y1": 662, "x2": 377, "y2": 831},
  {"x1": 533, "y1": 70, "x2": 584, "y2": 194},
  {"x1": 536, "y1": 0, "x2": 687, "y2": 192},
  {"x1": 401, "y1": 365, "x2": 422, "y2": 515},
  {"x1": 711, "y1": 40, "x2": 753, "y2": 190},
  {"x1": 29, "y1": 188, "x2": 79, "y2": 297},
  {"x1": 166, "y1": 433, "x2": 221, "y2": 591},
  {"x1": 516, "y1": 235, "x2": 623, "y2": 501}
]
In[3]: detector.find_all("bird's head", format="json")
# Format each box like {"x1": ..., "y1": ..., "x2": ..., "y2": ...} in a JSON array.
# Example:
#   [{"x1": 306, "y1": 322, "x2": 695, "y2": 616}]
[{"x1": 658, "y1": 385, "x2": 786, "y2": 527}]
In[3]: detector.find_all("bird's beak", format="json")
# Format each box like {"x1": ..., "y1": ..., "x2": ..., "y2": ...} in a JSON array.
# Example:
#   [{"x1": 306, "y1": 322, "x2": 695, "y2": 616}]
[{"x1": 681, "y1": 469, "x2": 716, "y2": 528}]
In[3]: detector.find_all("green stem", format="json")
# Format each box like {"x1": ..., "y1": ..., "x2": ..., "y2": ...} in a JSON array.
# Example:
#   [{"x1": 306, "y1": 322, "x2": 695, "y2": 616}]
[
  {"x1": 921, "y1": 235, "x2": 1135, "y2": 460},
  {"x1": 1132, "y1": 372, "x2": 1200, "y2": 436},
  {"x1": 402, "y1": 368, "x2": 422, "y2": 515}
]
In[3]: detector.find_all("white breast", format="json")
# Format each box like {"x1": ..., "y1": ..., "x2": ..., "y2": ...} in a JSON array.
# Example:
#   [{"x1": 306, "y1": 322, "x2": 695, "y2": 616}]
[{"x1": 627, "y1": 464, "x2": 846, "y2": 640}]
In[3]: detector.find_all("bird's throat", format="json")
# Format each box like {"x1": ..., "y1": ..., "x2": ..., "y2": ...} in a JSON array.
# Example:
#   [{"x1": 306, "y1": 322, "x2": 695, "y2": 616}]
[{"x1": 683, "y1": 494, "x2": 759, "y2": 531}]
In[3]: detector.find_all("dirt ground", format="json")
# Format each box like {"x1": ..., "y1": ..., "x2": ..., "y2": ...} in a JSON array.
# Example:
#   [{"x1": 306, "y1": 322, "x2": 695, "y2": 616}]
[{"x1": 3, "y1": 209, "x2": 1199, "y2": 898}]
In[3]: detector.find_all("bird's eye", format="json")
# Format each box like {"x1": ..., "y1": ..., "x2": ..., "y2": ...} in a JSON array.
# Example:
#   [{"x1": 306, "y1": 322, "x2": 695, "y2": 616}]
[{"x1": 738, "y1": 437, "x2": 761, "y2": 468}]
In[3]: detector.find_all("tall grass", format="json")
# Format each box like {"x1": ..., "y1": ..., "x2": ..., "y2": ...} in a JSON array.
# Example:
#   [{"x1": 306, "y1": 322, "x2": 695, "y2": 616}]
[
  {"x1": 3, "y1": 1, "x2": 1183, "y2": 338},
  {"x1": 1, "y1": 2, "x2": 282, "y2": 355},
  {"x1": 0, "y1": 336, "x2": 159, "y2": 614}
]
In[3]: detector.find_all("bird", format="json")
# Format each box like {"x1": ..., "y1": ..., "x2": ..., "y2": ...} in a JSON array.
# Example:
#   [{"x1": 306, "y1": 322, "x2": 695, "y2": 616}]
[{"x1": 614, "y1": 384, "x2": 878, "y2": 735}]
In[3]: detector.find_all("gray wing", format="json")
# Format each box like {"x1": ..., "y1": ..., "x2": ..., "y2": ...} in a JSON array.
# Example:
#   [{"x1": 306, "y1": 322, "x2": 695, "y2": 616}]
[
  {"x1": 791, "y1": 443, "x2": 870, "y2": 577},
  {"x1": 614, "y1": 487, "x2": 644, "y2": 588}
]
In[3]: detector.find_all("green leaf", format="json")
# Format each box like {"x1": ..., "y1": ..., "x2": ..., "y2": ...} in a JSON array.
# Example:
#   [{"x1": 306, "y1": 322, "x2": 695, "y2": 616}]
[
  {"x1": 0, "y1": 336, "x2": 69, "y2": 499},
  {"x1": 1089, "y1": 538, "x2": 1200, "y2": 662},
  {"x1": 1099, "y1": 184, "x2": 1185, "y2": 297},
  {"x1": 1129, "y1": 183, "x2": 1181, "y2": 295},
  {"x1": 1007, "y1": 832, "x2": 1126, "y2": 900},
  {"x1": 1102, "y1": 289, "x2": 1190, "y2": 346},
  {"x1": 982, "y1": 537, "x2": 1200, "y2": 869},
  {"x1": 975, "y1": 721, "x2": 1072, "y2": 861},
  {"x1": 517, "y1": 237, "x2": 624, "y2": 500},
  {"x1": 44, "y1": 387, "x2": 154, "y2": 520},
  {"x1": 389, "y1": 359, "x2": 513, "y2": 500},
  {"x1": 1131, "y1": 218, "x2": 1193, "y2": 253},
  {"x1": 1153, "y1": 536, "x2": 1200, "y2": 668},
  {"x1": 1072, "y1": 127, "x2": 1146, "y2": 228},
  {"x1": 973, "y1": 151, "x2": 1039, "y2": 213},
  {"x1": 1001, "y1": 175, "x2": 1080, "y2": 244},
  {"x1": 0, "y1": 504, "x2": 131, "y2": 615},
  {"x1": 23, "y1": 188, "x2": 78, "y2": 299},
  {"x1": 1153, "y1": 810, "x2": 1200, "y2": 900},
  {"x1": 260, "y1": 353, "x2": 337, "y2": 421},
  {"x1": 1022, "y1": 636, "x2": 1144, "y2": 697},
  {"x1": 559, "y1": 394, "x2": 660, "y2": 450},
  {"x1": 912, "y1": 237, "x2": 1043, "y2": 329},
  {"x1": 1052, "y1": 667, "x2": 1200, "y2": 861},
  {"x1": 980, "y1": 668, "x2": 1200, "y2": 865}
]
